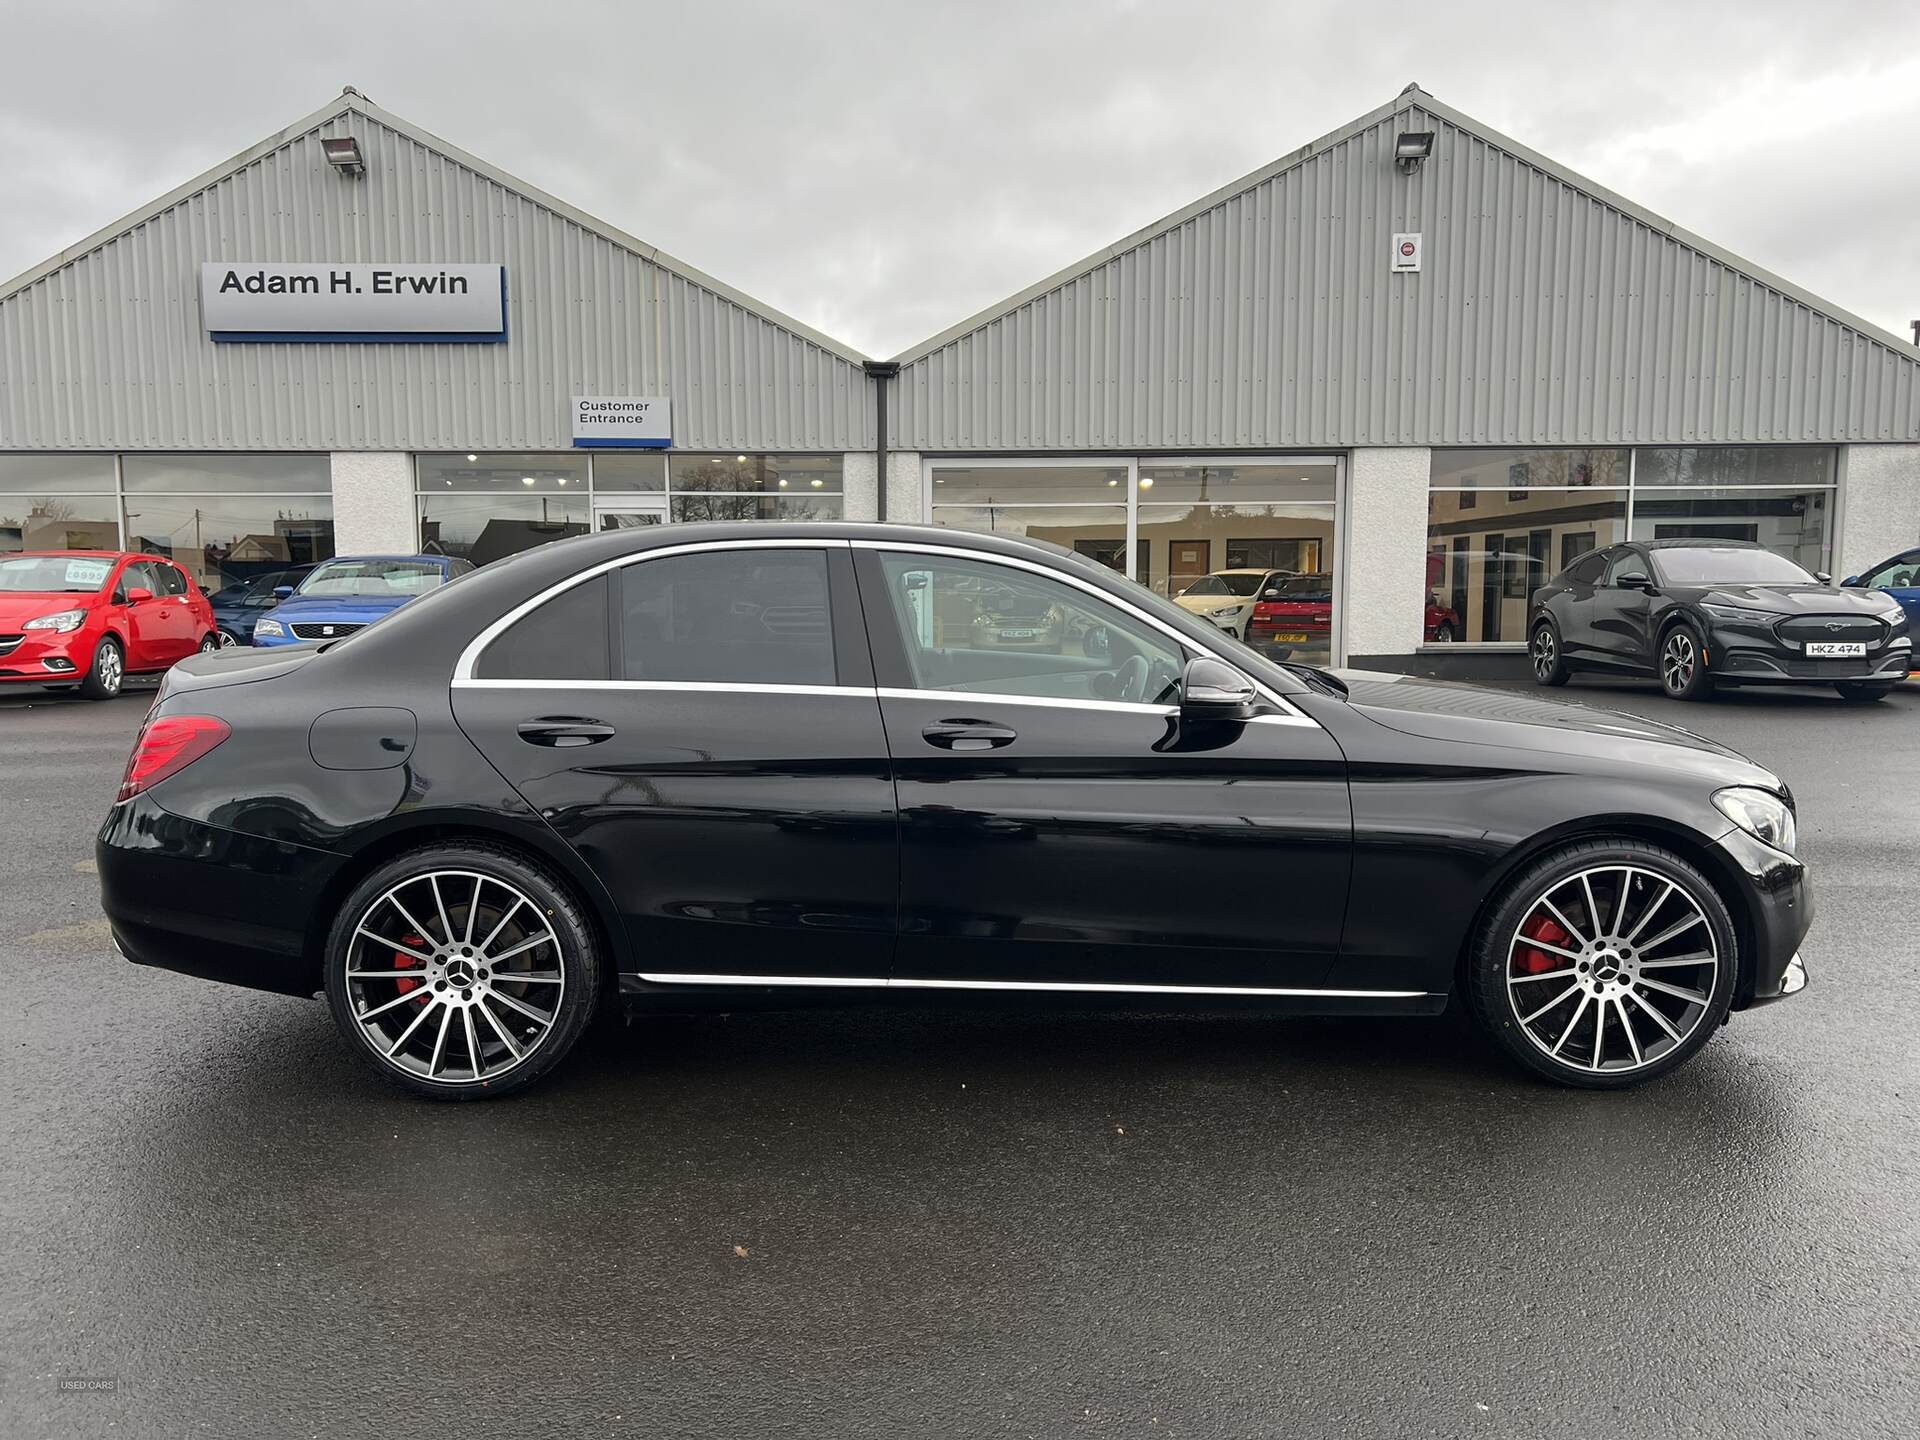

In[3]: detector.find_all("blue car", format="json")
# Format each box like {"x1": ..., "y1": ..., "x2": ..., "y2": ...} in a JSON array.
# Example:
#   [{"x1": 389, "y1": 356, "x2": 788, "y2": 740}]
[
  {"x1": 1843, "y1": 547, "x2": 1920, "y2": 674},
  {"x1": 206, "y1": 563, "x2": 319, "y2": 645},
  {"x1": 253, "y1": 554, "x2": 472, "y2": 647}
]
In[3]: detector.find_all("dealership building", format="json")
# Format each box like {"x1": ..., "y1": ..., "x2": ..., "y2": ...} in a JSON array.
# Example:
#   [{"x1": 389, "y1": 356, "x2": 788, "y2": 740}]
[{"x1": 3, "y1": 84, "x2": 1916, "y2": 671}]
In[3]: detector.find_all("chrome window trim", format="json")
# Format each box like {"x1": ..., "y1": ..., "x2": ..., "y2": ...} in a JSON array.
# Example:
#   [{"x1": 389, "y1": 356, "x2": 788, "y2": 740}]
[
  {"x1": 455, "y1": 679, "x2": 866, "y2": 698},
  {"x1": 875, "y1": 686, "x2": 1175, "y2": 717},
  {"x1": 853, "y1": 538, "x2": 1312, "y2": 723},
  {"x1": 638, "y1": 971, "x2": 1430, "y2": 1000},
  {"x1": 452, "y1": 536, "x2": 848, "y2": 684}
]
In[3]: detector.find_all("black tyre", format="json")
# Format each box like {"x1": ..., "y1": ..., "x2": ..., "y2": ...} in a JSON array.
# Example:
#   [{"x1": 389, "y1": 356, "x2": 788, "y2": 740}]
[
  {"x1": 1432, "y1": 621, "x2": 1455, "y2": 643},
  {"x1": 1657, "y1": 622, "x2": 1714, "y2": 701},
  {"x1": 1465, "y1": 837, "x2": 1737, "y2": 1089},
  {"x1": 323, "y1": 843, "x2": 601, "y2": 1100},
  {"x1": 1530, "y1": 621, "x2": 1569, "y2": 686},
  {"x1": 78, "y1": 635, "x2": 125, "y2": 701},
  {"x1": 1834, "y1": 682, "x2": 1892, "y2": 704},
  {"x1": 195, "y1": 632, "x2": 220, "y2": 656}
]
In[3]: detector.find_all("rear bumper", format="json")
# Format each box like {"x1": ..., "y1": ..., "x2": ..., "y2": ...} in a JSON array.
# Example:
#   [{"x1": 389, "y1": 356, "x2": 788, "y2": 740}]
[
  {"x1": 98, "y1": 793, "x2": 342, "y2": 997},
  {"x1": 1714, "y1": 826, "x2": 1813, "y2": 1009}
]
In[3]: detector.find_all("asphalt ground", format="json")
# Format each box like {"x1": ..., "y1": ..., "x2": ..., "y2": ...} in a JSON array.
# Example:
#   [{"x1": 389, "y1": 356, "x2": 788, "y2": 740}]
[{"x1": 1, "y1": 673, "x2": 1916, "y2": 1438}]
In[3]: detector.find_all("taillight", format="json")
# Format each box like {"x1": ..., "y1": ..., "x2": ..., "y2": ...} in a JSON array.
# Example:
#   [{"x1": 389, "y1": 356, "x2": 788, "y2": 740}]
[
  {"x1": 117, "y1": 714, "x2": 231, "y2": 803},
  {"x1": 1252, "y1": 602, "x2": 1279, "y2": 620}
]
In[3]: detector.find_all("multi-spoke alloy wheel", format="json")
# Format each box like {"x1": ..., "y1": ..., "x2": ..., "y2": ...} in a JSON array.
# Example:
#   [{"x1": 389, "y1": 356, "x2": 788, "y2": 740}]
[
  {"x1": 1467, "y1": 840, "x2": 1736, "y2": 1087},
  {"x1": 325, "y1": 846, "x2": 598, "y2": 1098},
  {"x1": 1531, "y1": 623, "x2": 1568, "y2": 686}
]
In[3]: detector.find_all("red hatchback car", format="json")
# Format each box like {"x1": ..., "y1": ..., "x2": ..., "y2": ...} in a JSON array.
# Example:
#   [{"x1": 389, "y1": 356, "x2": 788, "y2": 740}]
[
  {"x1": 0, "y1": 551, "x2": 218, "y2": 700},
  {"x1": 1247, "y1": 572, "x2": 1461, "y2": 658}
]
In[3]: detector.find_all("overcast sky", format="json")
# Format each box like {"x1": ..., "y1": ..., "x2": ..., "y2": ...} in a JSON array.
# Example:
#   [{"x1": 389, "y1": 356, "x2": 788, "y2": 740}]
[{"x1": 3, "y1": 0, "x2": 1916, "y2": 358}]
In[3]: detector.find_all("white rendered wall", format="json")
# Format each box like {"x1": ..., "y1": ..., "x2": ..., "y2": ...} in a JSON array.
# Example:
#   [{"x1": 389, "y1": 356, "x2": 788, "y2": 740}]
[
  {"x1": 330, "y1": 453, "x2": 416, "y2": 553},
  {"x1": 1837, "y1": 445, "x2": 1920, "y2": 581},
  {"x1": 1343, "y1": 448, "x2": 1431, "y2": 659},
  {"x1": 885, "y1": 452, "x2": 924, "y2": 523},
  {"x1": 841, "y1": 451, "x2": 878, "y2": 522}
]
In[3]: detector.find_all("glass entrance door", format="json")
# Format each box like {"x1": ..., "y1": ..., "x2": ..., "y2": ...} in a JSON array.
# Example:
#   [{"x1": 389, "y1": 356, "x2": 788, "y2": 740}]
[{"x1": 595, "y1": 496, "x2": 668, "y2": 531}]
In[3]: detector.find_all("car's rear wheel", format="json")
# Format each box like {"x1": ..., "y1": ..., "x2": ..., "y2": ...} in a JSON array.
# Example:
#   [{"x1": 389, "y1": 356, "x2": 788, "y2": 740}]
[
  {"x1": 1658, "y1": 623, "x2": 1714, "y2": 701},
  {"x1": 79, "y1": 636, "x2": 124, "y2": 701},
  {"x1": 1466, "y1": 839, "x2": 1736, "y2": 1088},
  {"x1": 1530, "y1": 621, "x2": 1569, "y2": 686},
  {"x1": 323, "y1": 844, "x2": 601, "y2": 1100},
  {"x1": 1834, "y1": 682, "x2": 1893, "y2": 704},
  {"x1": 1431, "y1": 621, "x2": 1455, "y2": 643}
]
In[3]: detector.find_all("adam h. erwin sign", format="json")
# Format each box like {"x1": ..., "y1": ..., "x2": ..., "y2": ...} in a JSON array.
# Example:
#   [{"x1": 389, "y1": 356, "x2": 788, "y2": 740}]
[{"x1": 199, "y1": 263, "x2": 507, "y2": 342}]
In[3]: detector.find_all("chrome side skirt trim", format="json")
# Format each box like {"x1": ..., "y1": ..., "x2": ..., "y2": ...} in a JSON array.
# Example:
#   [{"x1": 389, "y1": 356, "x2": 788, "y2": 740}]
[{"x1": 637, "y1": 971, "x2": 1430, "y2": 1000}]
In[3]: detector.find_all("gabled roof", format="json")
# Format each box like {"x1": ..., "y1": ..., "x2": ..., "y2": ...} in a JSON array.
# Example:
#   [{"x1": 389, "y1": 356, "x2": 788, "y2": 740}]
[
  {"x1": 890, "y1": 85, "x2": 1918, "y2": 366},
  {"x1": 0, "y1": 88, "x2": 872, "y2": 367}
]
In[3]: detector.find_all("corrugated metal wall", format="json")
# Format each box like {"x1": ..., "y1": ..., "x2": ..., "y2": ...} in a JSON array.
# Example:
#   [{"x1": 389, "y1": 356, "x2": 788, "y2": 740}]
[
  {"x1": 895, "y1": 104, "x2": 1920, "y2": 451},
  {"x1": 0, "y1": 108, "x2": 870, "y2": 452}
]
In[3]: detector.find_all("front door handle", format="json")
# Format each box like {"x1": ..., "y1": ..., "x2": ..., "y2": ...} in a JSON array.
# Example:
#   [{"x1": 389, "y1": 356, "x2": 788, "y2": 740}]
[
  {"x1": 922, "y1": 719, "x2": 1017, "y2": 752},
  {"x1": 516, "y1": 717, "x2": 616, "y2": 748}
]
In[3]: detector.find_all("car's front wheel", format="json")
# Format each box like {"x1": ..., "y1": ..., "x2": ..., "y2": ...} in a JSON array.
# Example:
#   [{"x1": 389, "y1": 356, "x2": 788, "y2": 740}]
[
  {"x1": 79, "y1": 635, "x2": 124, "y2": 701},
  {"x1": 1658, "y1": 623, "x2": 1714, "y2": 701},
  {"x1": 323, "y1": 843, "x2": 601, "y2": 1099},
  {"x1": 1466, "y1": 838, "x2": 1737, "y2": 1088},
  {"x1": 1530, "y1": 622, "x2": 1569, "y2": 686}
]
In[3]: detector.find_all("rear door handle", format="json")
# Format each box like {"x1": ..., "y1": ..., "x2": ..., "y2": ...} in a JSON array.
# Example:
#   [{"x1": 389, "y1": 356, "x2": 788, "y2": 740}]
[
  {"x1": 516, "y1": 717, "x2": 616, "y2": 748},
  {"x1": 922, "y1": 719, "x2": 1017, "y2": 752}
]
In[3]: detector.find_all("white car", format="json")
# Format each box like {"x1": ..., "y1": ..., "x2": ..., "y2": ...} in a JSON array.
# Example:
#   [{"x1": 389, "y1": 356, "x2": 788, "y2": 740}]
[{"x1": 1172, "y1": 569, "x2": 1290, "y2": 640}]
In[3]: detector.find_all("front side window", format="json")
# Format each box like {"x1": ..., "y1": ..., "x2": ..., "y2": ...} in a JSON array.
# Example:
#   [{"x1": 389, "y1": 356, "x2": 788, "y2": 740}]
[
  {"x1": 1606, "y1": 551, "x2": 1650, "y2": 586},
  {"x1": 621, "y1": 548, "x2": 834, "y2": 686},
  {"x1": 876, "y1": 551, "x2": 1186, "y2": 706},
  {"x1": 1861, "y1": 553, "x2": 1920, "y2": 589}
]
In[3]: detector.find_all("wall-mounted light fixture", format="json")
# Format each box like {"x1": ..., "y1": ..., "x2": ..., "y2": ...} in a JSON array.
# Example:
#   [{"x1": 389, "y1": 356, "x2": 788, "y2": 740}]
[
  {"x1": 321, "y1": 136, "x2": 365, "y2": 176},
  {"x1": 1394, "y1": 131, "x2": 1434, "y2": 174}
]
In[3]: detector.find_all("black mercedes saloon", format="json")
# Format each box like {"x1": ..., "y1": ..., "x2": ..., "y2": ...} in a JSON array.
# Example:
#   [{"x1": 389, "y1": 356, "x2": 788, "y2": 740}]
[
  {"x1": 98, "y1": 523, "x2": 1812, "y2": 1098},
  {"x1": 1529, "y1": 539, "x2": 1912, "y2": 702}
]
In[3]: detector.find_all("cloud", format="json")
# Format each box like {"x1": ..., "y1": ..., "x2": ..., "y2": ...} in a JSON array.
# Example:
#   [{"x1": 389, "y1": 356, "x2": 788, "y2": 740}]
[{"x1": 2, "y1": 0, "x2": 1915, "y2": 356}]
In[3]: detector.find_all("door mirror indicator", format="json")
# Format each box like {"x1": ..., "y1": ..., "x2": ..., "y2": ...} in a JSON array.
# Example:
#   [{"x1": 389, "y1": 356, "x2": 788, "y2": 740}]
[
  {"x1": 1180, "y1": 656, "x2": 1258, "y2": 720},
  {"x1": 125, "y1": 586, "x2": 153, "y2": 604}
]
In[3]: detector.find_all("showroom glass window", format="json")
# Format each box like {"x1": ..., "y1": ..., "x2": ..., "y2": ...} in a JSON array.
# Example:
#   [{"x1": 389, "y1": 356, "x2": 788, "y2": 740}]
[
  {"x1": 0, "y1": 455, "x2": 119, "y2": 556},
  {"x1": 927, "y1": 463, "x2": 1132, "y2": 581},
  {"x1": 119, "y1": 455, "x2": 335, "y2": 592},
  {"x1": 1423, "y1": 445, "x2": 1838, "y2": 644},
  {"x1": 1424, "y1": 449, "x2": 1630, "y2": 644},
  {"x1": 416, "y1": 453, "x2": 844, "y2": 563}
]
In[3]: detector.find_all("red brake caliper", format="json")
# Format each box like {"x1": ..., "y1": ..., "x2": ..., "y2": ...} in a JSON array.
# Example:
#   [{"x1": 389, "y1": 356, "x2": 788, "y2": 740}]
[
  {"x1": 1517, "y1": 913, "x2": 1569, "y2": 974},
  {"x1": 395, "y1": 934, "x2": 429, "y2": 1004}
]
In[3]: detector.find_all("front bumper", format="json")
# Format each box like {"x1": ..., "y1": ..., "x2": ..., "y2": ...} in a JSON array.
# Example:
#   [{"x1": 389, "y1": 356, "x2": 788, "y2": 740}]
[
  {"x1": 1705, "y1": 623, "x2": 1911, "y2": 685},
  {"x1": 0, "y1": 627, "x2": 93, "y2": 683},
  {"x1": 1713, "y1": 825, "x2": 1813, "y2": 1008},
  {"x1": 98, "y1": 792, "x2": 342, "y2": 997}
]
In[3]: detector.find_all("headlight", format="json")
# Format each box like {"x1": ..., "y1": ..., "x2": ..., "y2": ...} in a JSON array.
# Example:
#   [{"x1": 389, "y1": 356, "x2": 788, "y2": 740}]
[
  {"x1": 1207, "y1": 605, "x2": 1242, "y2": 618},
  {"x1": 254, "y1": 618, "x2": 286, "y2": 638},
  {"x1": 22, "y1": 609, "x2": 86, "y2": 633},
  {"x1": 1713, "y1": 786, "x2": 1797, "y2": 855},
  {"x1": 1700, "y1": 603, "x2": 1776, "y2": 625}
]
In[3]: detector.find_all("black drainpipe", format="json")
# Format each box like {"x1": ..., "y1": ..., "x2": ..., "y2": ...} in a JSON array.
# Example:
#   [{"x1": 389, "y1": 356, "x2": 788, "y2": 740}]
[{"x1": 864, "y1": 361, "x2": 899, "y2": 522}]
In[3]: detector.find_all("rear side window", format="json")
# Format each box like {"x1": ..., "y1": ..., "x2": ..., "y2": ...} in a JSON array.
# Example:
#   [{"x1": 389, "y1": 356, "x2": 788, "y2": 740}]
[
  {"x1": 620, "y1": 549, "x2": 833, "y2": 685},
  {"x1": 475, "y1": 574, "x2": 612, "y2": 681},
  {"x1": 153, "y1": 562, "x2": 188, "y2": 596},
  {"x1": 1565, "y1": 552, "x2": 1607, "y2": 586}
]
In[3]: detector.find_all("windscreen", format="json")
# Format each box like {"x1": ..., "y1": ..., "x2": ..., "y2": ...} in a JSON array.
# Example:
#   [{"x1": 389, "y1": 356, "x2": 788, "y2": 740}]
[
  {"x1": 1650, "y1": 548, "x2": 1815, "y2": 586},
  {"x1": 0, "y1": 555, "x2": 113, "y2": 593},
  {"x1": 1272, "y1": 574, "x2": 1332, "y2": 601},
  {"x1": 1219, "y1": 573, "x2": 1269, "y2": 596},
  {"x1": 299, "y1": 560, "x2": 445, "y2": 598},
  {"x1": 1180, "y1": 576, "x2": 1228, "y2": 596}
]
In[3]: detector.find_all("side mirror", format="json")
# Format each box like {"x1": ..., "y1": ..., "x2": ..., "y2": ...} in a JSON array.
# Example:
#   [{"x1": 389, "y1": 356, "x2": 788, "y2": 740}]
[
  {"x1": 1621, "y1": 576, "x2": 1653, "y2": 592},
  {"x1": 1841, "y1": 575, "x2": 1861, "y2": 588},
  {"x1": 273, "y1": 585, "x2": 295, "y2": 599},
  {"x1": 125, "y1": 586, "x2": 153, "y2": 604},
  {"x1": 1815, "y1": 572, "x2": 1833, "y2": 586},
  {"x1": 1260, "y1": 587, "x2": 1282, "y2": 600},
  {"x1": 1180, "y1": 655, "x2": 1258, "y2": 721}
]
